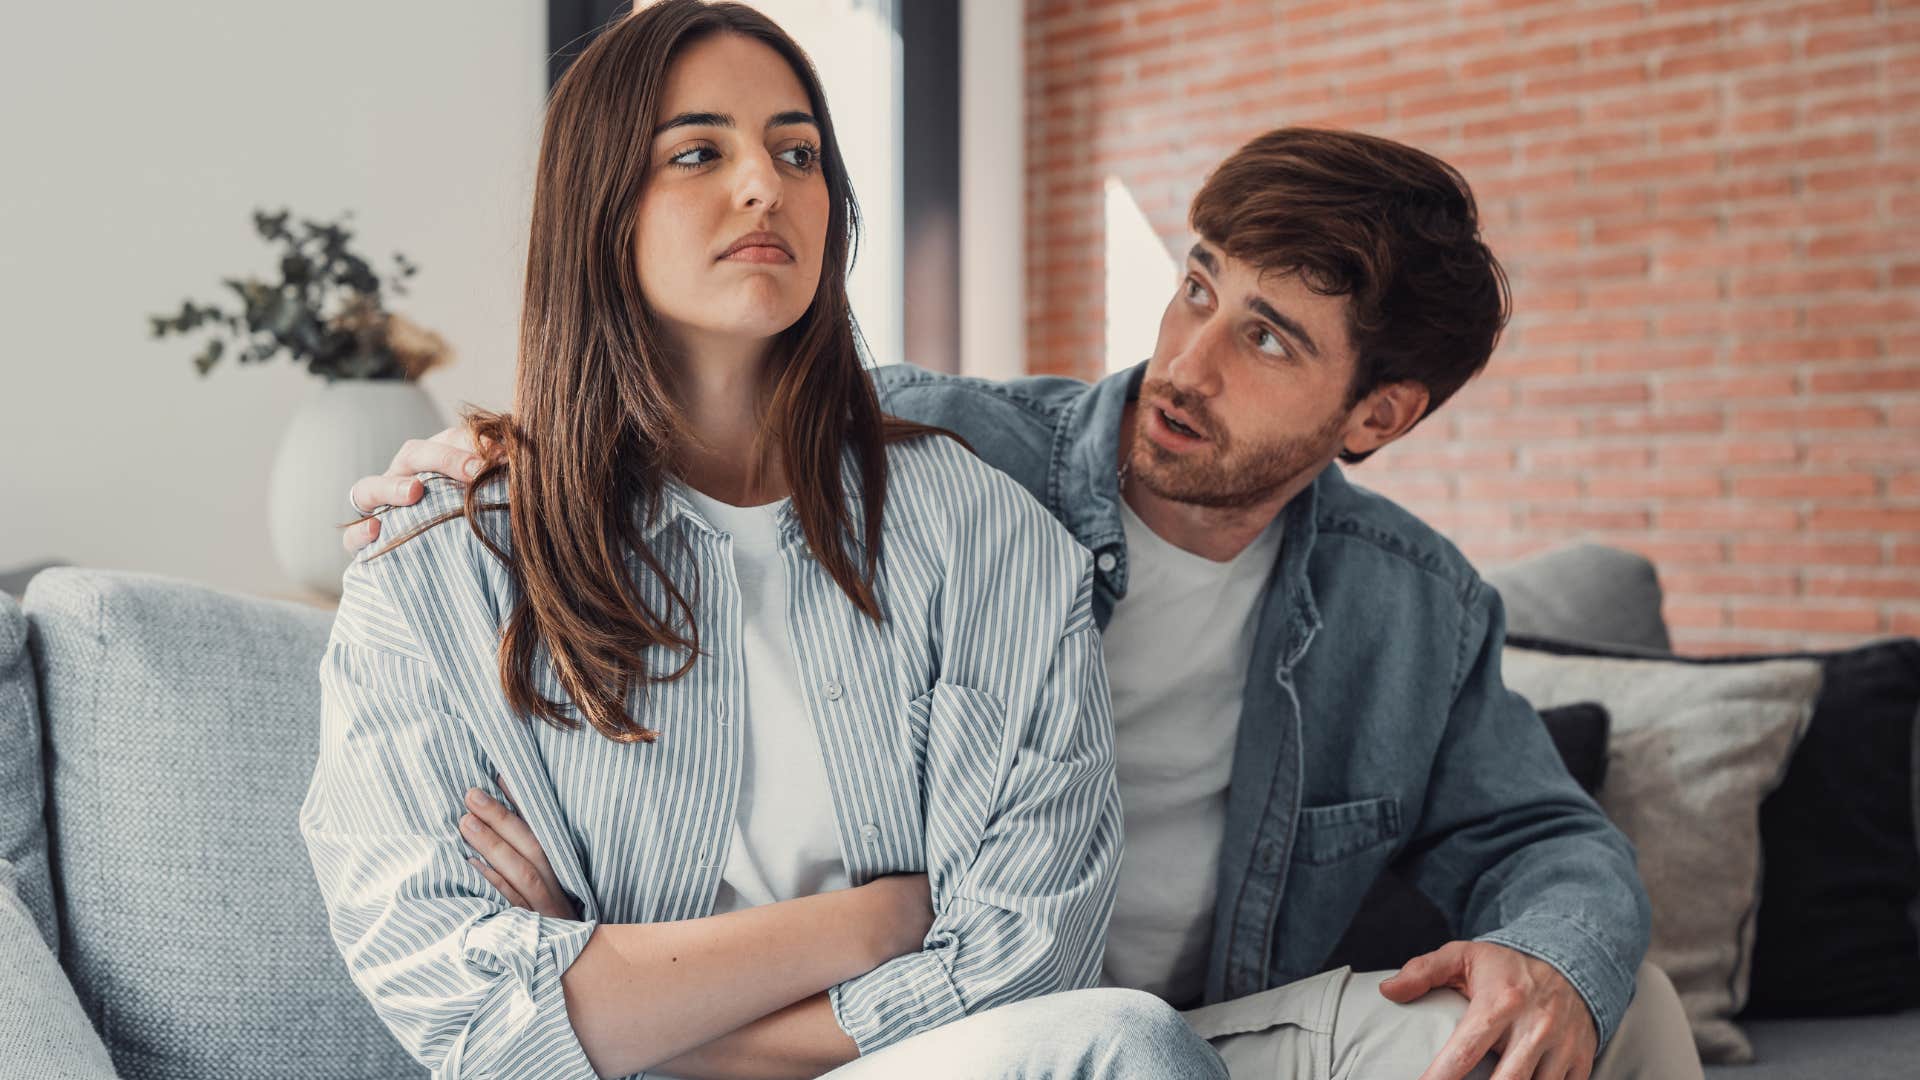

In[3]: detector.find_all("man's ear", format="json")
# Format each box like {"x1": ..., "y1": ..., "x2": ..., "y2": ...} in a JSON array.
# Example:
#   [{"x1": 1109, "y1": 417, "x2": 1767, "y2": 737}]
[{"x1": 1341, "y1": 381, "x2": 1430, "y2": 458}]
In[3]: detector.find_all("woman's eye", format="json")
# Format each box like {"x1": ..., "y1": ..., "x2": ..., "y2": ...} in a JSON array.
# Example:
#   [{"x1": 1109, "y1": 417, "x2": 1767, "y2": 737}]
[
  {"x1": 777, "y1": 144, "x2": 818, "y2": 170},
  {"x1": 668, "y1": 146, "x2": 718, "y2": 169}
]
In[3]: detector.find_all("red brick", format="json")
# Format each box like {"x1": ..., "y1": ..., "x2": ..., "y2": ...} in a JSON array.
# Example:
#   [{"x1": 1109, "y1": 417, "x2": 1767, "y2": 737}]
[
  {"x1": 1733, "y1": 540, "x2": 1882, "y2": 566},
  {"x1": 1667, "y1": 600, "x2": 1730, "y2": 630},
  {"x1": 1463, "y1": 43, "x2": 1583, "y2": 80},
  {"x1": 1587, "y1": 471, "x2": 1725, "y2": 499},
  {"x1": 1730, "y1": 337, "x2": 1882, "y2": 366},
  {"x1": 1730, "y1": 132, "x2": 1878, "y2": 171},
  {"x1": 1401, "y1": 84, "x2": 1515, "y2": 121},
  {"x1": 1457, "y1": 474, "x2": 1585, "y2": 501},
  {"x1": 1591, "y1": 19, "x2": 1723, "y2": 58},
  {"x1": 1663, "y1": 569, "x2": 1800, "y2": 597},
  {"x1": 1525, "y1": 381, "x2": 1654, "y2": 408},
  {"x1": 1732, "y1": 472, "x2": 1879, "y2": 499},
  {"x1": 1806, "y1": 434, "x2": 1920, "y2": 467},
  {"x1": 1521, "y1": 2, "x2": 1647, "y2": 37},
  {"x1": 1525, "y1": 445, "x2": 1653, "y2": 470},
  {"x1": 1808, "y1": 229, "x2": 1920, "y2": 260},
  {"x1": 1732, "y1": 405, "x2": 1883, "y2": 432},
  {"x1": 1661, "y1": 374, "x2": 1799, "y2": 402},
  {"x1": 1730, "y1": 604, "x2": 1882, "y2": 633},
  {"x1": 1589, "y1": 410, "x2": 1726, "y2": 437},
  {"x1": 1524, "y1": 64, "x2": 1650, "y2": 100},
  {"x1": 1592, "y1": 215, "x2": 1723, "y2": 247},
  {"x1": 1891, "y1": 612, "x2": 1920, "y2": 636},
  {"x1": 1524, "y1": 508, "x2": 1655, "y2": 532},
  {"x1": 1810, "y1": 507, "x2": 1920, "y2": 533},
  {"x1": 1660, "y1": 240, "x2": 1796, "y2": 275},
  {"x1": 1805, "y1": 574, "x2": 1920, "y2": 601},
  {"x1": 1661, "y1": 505, "x2": 1805, "y2": 532},
  {"x1": 1522, "y1": 317, "x2": 1651, "y2": 348},
  {"x1": 1655, "y1": 176, "x2": 1796, "y2": 210},
  {"x1": 1659, "y1": 43, "x2": 1796, "y2": 79},
  {"x1": 1591, "y1": 345, "x2": 1721, "y2": 374},
  {"x1": 1895, "y1": 543, "x2": 1920, "y2": 567},
  {"x1": 1586, "y1": 278, "x2": 1721, "y2": 310},
  {"x1": 1590, "y1": 151, "x2": 1721, "y2": 186},
  {"x1": 1618, "y1": 537, "x2": 1731, "y2": 566},
  {"x1": 1464, "y1": 107, "x2": 1583, "y2": 140},
  {"x1": 1738, "y1": 62, "x2": 1878, "y2": 100},
  {"x1": 1659, "y1": 441, "x2": 1800, "y2": 468}
]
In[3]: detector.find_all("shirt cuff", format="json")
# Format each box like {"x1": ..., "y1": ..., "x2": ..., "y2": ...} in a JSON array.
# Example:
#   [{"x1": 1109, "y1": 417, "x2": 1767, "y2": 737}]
[
  {"x1": 1476, "y1": 912, "x2": 1637, "y2": 1047},
  {"x1": 454, "y1": 907, "x2": 601, "y2": 1078},
  {"x1": 828, "y1": 934, "x2": 968, "y2": 1056}
]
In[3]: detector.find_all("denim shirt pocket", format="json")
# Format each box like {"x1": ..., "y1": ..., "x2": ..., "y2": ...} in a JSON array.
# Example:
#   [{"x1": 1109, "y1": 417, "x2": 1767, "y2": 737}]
[{"x1": 1292, "y1": 796, "x2": 1402, "y2": 865}]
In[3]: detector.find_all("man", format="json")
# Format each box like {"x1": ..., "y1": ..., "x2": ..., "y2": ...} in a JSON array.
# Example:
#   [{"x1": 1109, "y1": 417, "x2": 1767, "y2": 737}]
[{"x1": 344, "y1": 128, "x2": 1699, "y2": 1079}]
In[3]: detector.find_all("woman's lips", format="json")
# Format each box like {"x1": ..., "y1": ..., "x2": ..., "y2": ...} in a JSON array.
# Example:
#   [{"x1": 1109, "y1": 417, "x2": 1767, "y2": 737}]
[{"x1": 722, "y1": 245, "x2": 795, "y2": 264}]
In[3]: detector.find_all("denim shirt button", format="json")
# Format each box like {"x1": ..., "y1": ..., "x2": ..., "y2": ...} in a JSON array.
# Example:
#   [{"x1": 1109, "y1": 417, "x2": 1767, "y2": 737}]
[{"x1": 1256, "y1": 841, "x2": 1281, "y2": 871}]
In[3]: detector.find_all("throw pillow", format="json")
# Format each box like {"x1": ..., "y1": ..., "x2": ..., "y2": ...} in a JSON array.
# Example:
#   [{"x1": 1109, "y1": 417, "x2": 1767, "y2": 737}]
[
  {"x1": 1500, "y1": 645, "x2": 1823, "y2": 1065},
  {"x1": 1514, "y1": 634, "x2": 1920, "y2": 1018}
]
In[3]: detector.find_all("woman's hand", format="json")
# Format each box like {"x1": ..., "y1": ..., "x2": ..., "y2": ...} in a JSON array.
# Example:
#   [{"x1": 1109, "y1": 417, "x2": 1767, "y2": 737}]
[
  {"x1": 459, "y1": 775, "x2": 578, "y2": 920},
  {"x1": 855, "y1": 873, "x2": 934, "y2": 967},
  {"x1": 342, "y1": 426, "x2": 489, "y2": 553}
]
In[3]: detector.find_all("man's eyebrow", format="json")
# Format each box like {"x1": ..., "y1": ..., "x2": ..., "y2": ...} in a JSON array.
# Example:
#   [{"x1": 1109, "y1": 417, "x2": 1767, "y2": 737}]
[
  {"x1": 1246, "y1": 296, "x2": 1322, "y2": 359},
  {"x1": 1187, "y1": 244, "x2": 1218, "y2": 276},
  {"x1": 653, "y1": 110, "x2": 819, "y2": 137}
]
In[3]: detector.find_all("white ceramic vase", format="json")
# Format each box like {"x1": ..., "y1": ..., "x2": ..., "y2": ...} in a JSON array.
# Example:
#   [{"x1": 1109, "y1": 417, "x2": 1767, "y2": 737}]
[{"x1": 267, "y1": 379, "x2": 446, "y2": 597}]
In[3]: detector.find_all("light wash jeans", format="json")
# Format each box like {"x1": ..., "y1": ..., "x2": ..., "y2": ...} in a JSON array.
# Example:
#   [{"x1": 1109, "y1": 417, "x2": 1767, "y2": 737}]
[{"x1": 821, "y1": 987, "x2": 1228, "y2": 1079}]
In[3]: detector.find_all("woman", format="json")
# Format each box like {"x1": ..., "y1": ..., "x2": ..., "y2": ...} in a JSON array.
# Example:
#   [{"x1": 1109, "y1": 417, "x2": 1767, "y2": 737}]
[{"x1": 302, "y1": 3, "x2": 1224, "y2": 1078}]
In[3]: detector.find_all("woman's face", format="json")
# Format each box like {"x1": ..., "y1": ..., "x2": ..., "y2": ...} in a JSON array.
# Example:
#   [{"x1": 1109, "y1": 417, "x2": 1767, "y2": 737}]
[{"x1": 635, "y1": 32, "x2": 831, "y2": 356}]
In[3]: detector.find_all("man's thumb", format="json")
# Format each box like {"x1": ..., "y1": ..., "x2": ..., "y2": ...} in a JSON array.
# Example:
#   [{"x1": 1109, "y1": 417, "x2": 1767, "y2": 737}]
[{"x1": 1379, "y1": 952, "x2": 1444, "y2": 1003}]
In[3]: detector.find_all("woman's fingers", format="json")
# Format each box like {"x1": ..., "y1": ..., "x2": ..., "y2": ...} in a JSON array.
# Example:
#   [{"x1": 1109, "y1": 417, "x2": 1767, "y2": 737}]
[
  {"x1": 468, "y1": 856, "x2": 528, "y2": 909},
  {"x1": 462, "y1": 787, "x2": 572, "y2": 918},
  {"x1": 339, "y1": 516, "x2": 381, "y2": 554}
]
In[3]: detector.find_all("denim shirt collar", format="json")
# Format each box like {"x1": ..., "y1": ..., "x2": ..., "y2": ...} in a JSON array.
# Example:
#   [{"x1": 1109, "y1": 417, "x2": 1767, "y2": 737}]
[{"x1": 1051, "y1": 361, "x2": 1323, "y2": 669}]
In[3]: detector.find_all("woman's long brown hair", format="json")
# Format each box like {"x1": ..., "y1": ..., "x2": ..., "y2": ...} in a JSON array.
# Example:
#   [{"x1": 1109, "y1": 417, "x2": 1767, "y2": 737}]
[{"x1": 366, "y1": 0, "x2": 949, "y2": 743}]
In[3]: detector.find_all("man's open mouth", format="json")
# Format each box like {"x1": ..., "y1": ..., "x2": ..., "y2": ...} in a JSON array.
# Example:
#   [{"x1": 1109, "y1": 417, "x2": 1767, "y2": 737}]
[{"x1": 1160, "y1": 408, "x2": 1203, "y2": 440}]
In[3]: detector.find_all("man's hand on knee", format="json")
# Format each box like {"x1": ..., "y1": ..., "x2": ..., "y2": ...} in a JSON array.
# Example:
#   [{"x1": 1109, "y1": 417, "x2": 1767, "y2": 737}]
[{"x1": 1379, "y1": 941, "x2": 1598, "y2": 1080}]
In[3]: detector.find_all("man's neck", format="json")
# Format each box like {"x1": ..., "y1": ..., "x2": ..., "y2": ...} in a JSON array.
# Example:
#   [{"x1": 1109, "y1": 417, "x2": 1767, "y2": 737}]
[{"x1": 1117, "y1": 402, "x2": 1316, "y2": 563}]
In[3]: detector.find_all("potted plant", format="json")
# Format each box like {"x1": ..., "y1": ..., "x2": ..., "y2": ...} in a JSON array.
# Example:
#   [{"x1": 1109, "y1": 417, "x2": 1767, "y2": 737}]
[{"x1": 150, "y1": 208, "x2": 452, "y2": 596}]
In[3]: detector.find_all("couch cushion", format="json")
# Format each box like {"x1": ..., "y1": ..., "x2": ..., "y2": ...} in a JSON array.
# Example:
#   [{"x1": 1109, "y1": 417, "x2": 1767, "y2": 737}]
[
  {"x1": 1484, "y1": 543, "x2": 1671, "y2": 652},
  {"x1": 0, "y1": 858, "x2": 118, "y2": 1080},
  {"x1": 25, "y1": 569, "x2": 424, "y2": 1080},
  {"x1": 0, "y1": 590, "x2": 56, "y2": 951},
  {"x1": 1703, "y1": 1010, "x2": 1920, "y2": 1079}
]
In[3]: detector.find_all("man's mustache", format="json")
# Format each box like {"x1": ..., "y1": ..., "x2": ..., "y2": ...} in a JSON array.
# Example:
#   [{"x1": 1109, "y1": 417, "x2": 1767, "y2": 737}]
[{"x1": 1140, "y1": 379, "x2": 1220, "y2": 443}]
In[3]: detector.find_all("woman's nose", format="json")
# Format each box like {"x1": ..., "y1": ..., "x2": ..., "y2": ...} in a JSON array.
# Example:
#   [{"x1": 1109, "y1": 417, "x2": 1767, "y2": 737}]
[{"x1": 735, "y1": 151, "x2": 782, "y2": 213}]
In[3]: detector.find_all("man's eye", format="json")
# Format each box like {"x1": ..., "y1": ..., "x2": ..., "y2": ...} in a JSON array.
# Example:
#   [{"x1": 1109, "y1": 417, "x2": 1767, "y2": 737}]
[
  {"x1": 1254, "y1": 328, "x2": 1290, "y2": 358},
  {"x1": 1184, "y1": 278, "x2": 1206, "y2": 302}
]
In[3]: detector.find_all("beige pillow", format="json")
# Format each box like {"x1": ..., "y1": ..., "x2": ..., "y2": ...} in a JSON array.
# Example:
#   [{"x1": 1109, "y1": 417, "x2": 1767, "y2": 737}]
[{"x1": 1501, "y1": 648, "x2": 1822, "y2": 1065}]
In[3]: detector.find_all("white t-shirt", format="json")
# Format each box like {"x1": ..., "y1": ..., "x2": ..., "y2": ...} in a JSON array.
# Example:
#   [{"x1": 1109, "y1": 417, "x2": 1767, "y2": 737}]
[
  {"x1": 681, "y1": 487, "x2": 850, "y2": 915},
  {"x1": 1099, "y1": 496, "x2": 1283, "y2": 1006}
]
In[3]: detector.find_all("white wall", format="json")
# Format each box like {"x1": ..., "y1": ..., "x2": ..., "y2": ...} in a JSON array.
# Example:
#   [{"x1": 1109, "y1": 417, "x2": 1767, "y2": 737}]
[
  {"x1": 960, "y1": 0, "x2": 1025, "y2": 381},
  {"x1": 0, "y1": 1, "x2": 546, "y2": 597}
]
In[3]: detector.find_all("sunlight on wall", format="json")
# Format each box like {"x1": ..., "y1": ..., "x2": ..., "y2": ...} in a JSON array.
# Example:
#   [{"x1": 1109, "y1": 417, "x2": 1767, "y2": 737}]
[
  {"x1": 748, "y1": 0, "x2": 902, "y2": 368},
  {"x1": 1104, "y1": 175, "x2": 1175, "y2": 374}
]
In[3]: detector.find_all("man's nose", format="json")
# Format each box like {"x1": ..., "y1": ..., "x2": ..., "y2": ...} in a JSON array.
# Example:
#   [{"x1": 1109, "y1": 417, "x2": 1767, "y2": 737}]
[{"x1": 1163, "y1": 317, "x2": 1227, "y2": 398}]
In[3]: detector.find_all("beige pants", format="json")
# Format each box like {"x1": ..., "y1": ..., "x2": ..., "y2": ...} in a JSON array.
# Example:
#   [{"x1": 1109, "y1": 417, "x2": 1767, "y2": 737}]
[{"x1": 1182, "y1": 962, "x2": 1700, "y2": 1080}]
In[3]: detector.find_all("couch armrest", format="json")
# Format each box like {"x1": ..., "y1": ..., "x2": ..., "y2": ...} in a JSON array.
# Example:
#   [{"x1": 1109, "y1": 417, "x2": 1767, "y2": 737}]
[{"x1": 0, "y1": 859, "x2": 119, "y2": 1079}]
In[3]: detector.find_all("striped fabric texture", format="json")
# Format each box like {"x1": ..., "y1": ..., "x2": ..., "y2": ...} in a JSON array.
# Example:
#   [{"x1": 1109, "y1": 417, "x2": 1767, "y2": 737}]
[{"x1": 298, "y1": 433, "x2": 1123, "y2": 1078}]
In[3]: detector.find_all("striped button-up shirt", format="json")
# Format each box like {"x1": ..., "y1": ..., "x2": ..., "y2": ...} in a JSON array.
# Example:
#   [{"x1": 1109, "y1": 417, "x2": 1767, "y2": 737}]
[{"x1": 298, "y1": 434, "x2": 1123, "y2": 1079}]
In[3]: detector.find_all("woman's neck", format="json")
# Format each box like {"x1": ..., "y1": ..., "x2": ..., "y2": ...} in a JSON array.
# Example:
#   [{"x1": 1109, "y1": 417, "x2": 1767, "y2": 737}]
[{"x1": 674, "y1": 334, "x2": 789, "y2": 506}]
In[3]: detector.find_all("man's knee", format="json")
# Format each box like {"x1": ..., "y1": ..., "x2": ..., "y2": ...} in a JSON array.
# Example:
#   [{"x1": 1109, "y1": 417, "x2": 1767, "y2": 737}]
[
  {"x1": 1335, "y1": 970, "x2": 1490, "y2": 1080},
  {"x1": 1593, "y1": 961, "x2": 1702, "y2": 1080}
]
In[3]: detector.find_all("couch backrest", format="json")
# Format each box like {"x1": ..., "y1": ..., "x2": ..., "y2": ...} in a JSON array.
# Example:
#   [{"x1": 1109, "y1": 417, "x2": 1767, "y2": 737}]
[
  {"x1": 0, "y1": 589, "x2": 57, "y2": 952},
  {"x1": 24, "y1": 569, "x2": 424, "y2": 1080}
]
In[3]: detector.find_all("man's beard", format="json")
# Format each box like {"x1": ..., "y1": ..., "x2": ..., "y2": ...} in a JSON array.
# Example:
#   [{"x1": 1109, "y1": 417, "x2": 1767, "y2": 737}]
[{"x1": 1129, "y1": 379, "x2": 1347, "y2": 510}]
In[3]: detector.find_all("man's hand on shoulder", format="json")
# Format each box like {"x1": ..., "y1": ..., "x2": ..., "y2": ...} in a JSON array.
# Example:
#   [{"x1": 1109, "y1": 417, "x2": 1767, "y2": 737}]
[
  {"x1": 1380, "y1": 940, "x2": 1599, "y2": 1080},
  {"x1": 342, "y1": 426, "x2": 487, "y2": 553}
]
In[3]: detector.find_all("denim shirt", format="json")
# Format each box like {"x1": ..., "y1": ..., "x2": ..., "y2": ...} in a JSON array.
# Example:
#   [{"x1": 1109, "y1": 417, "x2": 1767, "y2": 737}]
[{"x1": 873, "y1": 361, "x2": 1652, "y2": 1044}]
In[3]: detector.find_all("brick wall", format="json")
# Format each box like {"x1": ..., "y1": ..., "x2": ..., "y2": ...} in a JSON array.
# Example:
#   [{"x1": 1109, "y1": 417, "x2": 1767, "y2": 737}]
[{"x1": 1026, "y1": 0, "x2": 1920, "y2": 653}]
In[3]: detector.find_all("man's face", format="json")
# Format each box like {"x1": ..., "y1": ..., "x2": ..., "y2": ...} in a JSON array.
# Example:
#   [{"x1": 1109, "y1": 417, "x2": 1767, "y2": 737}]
[{"x1": 1129, "y1": 241, "x2": 1362, "y2": 510}]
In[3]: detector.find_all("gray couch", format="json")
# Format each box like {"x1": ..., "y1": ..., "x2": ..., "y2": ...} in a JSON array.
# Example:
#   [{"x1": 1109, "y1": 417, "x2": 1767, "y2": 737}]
[{"x1": 2, "y1": 549, "x2": 1915, "y2": 1078}]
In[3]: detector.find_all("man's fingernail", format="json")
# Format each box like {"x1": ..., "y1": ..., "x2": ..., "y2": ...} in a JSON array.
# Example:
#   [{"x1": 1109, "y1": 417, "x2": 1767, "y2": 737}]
[
  {"x1": 472, "y1": 789, "x2": 496, "y2": 808},
  {"x1": 465, "y1": 460, "x2": 482, "y2": 478}
]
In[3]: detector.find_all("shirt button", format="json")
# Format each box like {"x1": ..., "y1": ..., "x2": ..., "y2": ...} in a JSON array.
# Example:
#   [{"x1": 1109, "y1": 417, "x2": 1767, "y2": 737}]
[
  {"x1": 860, "y1": 823, "x2": 881, "y2": 844},
  {"x1": 823, "y1": 681, "x2": 843, "y2": 701},
  {"x1": 1096, "y1": 552, "x2": 1117, "y2": 574}
]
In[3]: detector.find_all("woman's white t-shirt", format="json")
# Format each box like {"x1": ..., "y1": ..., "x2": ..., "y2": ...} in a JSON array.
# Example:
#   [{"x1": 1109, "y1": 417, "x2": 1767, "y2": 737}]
[{"x1": 681, "y1": 487, "x2": 851, "y2": 914}]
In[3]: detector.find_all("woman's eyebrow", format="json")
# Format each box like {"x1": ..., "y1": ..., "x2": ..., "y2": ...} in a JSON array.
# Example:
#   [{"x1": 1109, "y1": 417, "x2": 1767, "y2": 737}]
[{"x1": 653, "y1": 110, "x2": 819, "y2": 137}]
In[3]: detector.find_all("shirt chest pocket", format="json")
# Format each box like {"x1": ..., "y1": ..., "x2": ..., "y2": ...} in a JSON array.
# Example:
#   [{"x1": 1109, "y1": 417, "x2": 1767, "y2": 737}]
[{"x1": 1291, "y1": 796, "x2": 1402, "y2": 866}]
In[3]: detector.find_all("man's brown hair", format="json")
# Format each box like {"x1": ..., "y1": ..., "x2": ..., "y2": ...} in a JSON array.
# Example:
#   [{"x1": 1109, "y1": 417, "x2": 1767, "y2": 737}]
[{"x1": 1189, "y1": 127, "x2": 1510, "y2": 464}]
